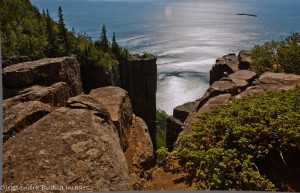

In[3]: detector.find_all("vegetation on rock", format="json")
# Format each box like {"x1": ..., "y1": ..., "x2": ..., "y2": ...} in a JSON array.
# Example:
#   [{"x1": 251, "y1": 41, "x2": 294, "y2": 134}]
[
  {"x1": 156, "y1": 110, "x2": 168, "y2": 150},
  {"x1": 158, "y1": 87, "x2": 300, "y2": 190},
  {"x1": 251, "y1": 33, "x2": 300, "y2": 75}
]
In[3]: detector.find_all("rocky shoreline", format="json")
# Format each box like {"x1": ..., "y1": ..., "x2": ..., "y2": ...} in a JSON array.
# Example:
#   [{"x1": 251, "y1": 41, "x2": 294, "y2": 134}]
[{"x1": 166, "y1": 50, "x2": 300, "y2": 151}]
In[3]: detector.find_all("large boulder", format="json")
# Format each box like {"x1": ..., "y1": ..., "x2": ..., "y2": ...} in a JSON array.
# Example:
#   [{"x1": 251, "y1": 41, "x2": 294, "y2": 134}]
[
  {"x1": 2, "y1": 95, "x2": 131, "y2": 192},
  {"x1": 3, "y1": 57, "x2": 82, "y2": 99},
  {"x1": 228, "y1": 70, "x2": 258, "y2": 91},
  {"x1": 89, "y1": 86, "x2": 133, "y2": 151},
  {"x1": 238, "y1": 50, "x2": 252, "y2": 69},
  {"x1": 196, "y1": 80, "x2": 237, "y2": 111},
  {"x1": 173, "y1": 101, "x2": 199, "y2": 123},
  {"x1": 125, "y1": 116, "x2": 154, "y2": 169},
  {"x1": 165, "y1": 101, "x2": 199, "y2": 151},
  {"x1": 209, "y1": 53, "x2": 239, "y2": 84},
  {"x1": 3, "y1": 82, "x2": 70, "y2": 110},
  {"x1": 125, "y1": 116, "x2": 154, "y2": 190},
  {"x1": 235, "y1": 72, "x2": 300, "y2": 99},
  {"x1": 3, "y1": 101, "x2": 53, "y2": 142},
  {"x1": 197, "y1": 94, "x2": 232, "y2": 114},
  {"x1": 258, "y1": 72, "x2": 300, "y2": 85},
  {"x1": 166, "y1": 116, "x2": 184, "y2": 152}
]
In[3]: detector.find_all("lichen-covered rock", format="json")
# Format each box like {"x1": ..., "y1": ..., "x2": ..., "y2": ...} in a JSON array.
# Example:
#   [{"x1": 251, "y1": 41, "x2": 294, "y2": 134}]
[
  {"x1": 3, "y1": 57, "x2": 82, "y2": 99},
  {"x1": 89, "y1": 86, "x2": 133, "y2": 151},
  {"x1": 2, "y1": 95, "x2": 131, "y2": 192},
  {"x1": 3, "y1": 82, "x2": 70, "y2": 110},
  {"x1": 3, "y1": 101, "x2": 53, "y2": 142}
]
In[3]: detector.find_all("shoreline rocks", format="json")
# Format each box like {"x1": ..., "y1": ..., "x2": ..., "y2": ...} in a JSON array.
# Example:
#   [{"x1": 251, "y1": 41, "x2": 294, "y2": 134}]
[{"x1": 167, "y1": 50, "x2": 300, "y2": 151}]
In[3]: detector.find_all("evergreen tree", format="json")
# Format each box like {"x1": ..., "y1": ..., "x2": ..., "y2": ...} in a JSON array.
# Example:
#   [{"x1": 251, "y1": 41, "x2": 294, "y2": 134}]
[
  {"x1": 58, "y1": 6, "x2": 69, "y2": 55},
  {"x1": 46, "y1": 9, "x2": 58, "y2": 57},
  {"x1": 100, "y1": 24, "x2": 109, "y2": 52},
  {"x1": 111, "y1": 32, "x2": 121, "y2": 58}
]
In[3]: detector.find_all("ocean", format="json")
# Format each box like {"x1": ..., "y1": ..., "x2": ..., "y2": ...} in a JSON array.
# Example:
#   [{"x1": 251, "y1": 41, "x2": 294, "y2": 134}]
[{"x1": 31, "y1": 0, "x2": 300, "y2": 115}]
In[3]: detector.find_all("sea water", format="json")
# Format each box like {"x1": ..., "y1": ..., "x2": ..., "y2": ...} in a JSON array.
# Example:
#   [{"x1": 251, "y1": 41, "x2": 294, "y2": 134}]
[{"x1": 31, "y1": 0, "x2": 300, "y2": 114}]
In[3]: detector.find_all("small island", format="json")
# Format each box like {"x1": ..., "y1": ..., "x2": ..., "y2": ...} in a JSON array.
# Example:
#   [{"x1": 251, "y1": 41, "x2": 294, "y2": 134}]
[{"x1": 237, "y1": 13, "x2": 257, "y2": 17}]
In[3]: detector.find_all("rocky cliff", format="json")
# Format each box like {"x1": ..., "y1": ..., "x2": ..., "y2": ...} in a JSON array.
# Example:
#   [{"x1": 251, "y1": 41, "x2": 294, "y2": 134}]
[
  {"x1": 2, "y1": 58, "x2": 154, "y2": 192},
  {"x1": 81, "y1": 65, "x2": 120, "y2": 93},
  {"x1": 79, "y1": 53, "x2": 158, "y2": 151},
  {"x1": 120, "y1": 53, "x2": 157, "y2": 151}
]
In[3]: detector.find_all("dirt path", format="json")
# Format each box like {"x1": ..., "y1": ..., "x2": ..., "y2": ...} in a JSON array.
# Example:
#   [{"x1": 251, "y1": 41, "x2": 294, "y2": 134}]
[{"x1": 144, "y1": 166, "x2": 196, "y2": 190}]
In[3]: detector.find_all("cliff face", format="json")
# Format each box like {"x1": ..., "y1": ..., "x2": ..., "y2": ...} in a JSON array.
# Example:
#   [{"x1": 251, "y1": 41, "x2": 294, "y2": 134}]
[
  {"x1": 2, "y1": 58, "x2": 154, "y2": 192},
  {"x1": 120, "y1": 54, "x2": 157, "y2": 150},
  {"x1": 80, "y1": 54, "x2": 158, "y2": 151},
  {"x1": 81, "y1": 65, "x2": 120, "y2": 93}
]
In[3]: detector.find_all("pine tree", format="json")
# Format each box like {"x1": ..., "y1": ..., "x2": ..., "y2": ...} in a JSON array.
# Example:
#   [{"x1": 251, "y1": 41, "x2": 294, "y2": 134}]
[
  {"x1": 58, "y1": 6, "x2": 69, "y2": 55},
  {"x1": 100, "y1": 24, "x2": 109, "y2": 52},
  {"x1": 111, "y1": 32, "x2": 120, "y2": 58},
  {"x1": 46, "y1": 9, "x2": 58, "y2": 57}
]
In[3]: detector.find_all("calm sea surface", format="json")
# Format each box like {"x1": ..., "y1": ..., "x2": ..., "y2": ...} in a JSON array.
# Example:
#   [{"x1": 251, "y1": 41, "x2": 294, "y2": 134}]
[{"x1": 31, "y1": 0, "x2": 300, "y2": 114}]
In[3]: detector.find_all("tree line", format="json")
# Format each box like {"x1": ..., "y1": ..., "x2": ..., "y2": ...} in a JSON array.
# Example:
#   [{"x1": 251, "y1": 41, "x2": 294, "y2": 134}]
[{"x1": 0, "y1": 0, "x2": 130, "y2": 71}]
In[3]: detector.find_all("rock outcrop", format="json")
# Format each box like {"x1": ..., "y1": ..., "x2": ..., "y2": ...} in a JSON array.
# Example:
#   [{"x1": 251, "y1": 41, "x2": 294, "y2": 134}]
[
  {"x1": 167, "y1": 50, "x2": 300, "y2": 152},
  {"x1": 2, "y1": 95, "x2": 132, "y2": 192},
  {"x1": 166, "y1": 101, "x2": 199, "y2": 151},
  {"x1": 3, "y1": 101, "x2": 53, "y2": 142},
  {"x1": 3, "y1": 57, "x2": 82, "y2": 99},
  {"x1": 209, "y1": 51, "x2": 252, "y2": 85},
  {"x1": 2, "y1": 57, "x2": 155, "y2": 192},
  {"x1": 120, "y1": 53, "x2": 157, "y2": 150},
  {"x1": 125, "y1": 116, "x2": 154, "y2": 190},
  {"x1": 89, "y1": 86, "x2": 133, "y2": 151},
  {"x1": 3, "y1": 82, "x2": 70, "y2": 110}
]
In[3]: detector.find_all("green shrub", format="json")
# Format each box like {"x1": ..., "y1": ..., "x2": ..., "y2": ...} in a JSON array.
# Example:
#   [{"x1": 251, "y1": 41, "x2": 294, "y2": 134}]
[
  {"x1": 156, "y1": 110, "x2": 168, "y2": 150},
  {"x1": 162, "y1": 87, "x2": 300, "y2": 190},
  {"x1": 251, "y1": 33, "x2": 300, "y2": 75}
]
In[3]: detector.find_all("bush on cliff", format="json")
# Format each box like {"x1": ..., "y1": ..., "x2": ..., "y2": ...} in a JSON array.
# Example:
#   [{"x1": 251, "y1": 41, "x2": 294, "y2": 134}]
[
  {"x1": 158, "y1": 87, "x2": 300, "y2": 190},
  {"x1": 251, "y1": 33, "x2": 300, "y2": 75},
  {"x1": 156, "y1": 110, "x2": 168, "y2": 150}
]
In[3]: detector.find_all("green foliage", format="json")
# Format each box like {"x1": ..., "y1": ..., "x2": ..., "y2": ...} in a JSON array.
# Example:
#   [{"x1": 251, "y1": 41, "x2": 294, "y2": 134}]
[
  {"x1": 156, "y1": 147, "x2": 170, "y2": 165},
  {"x1": 0, "y1": 0, "x2": 130, "y2": 74},
  {"x1": 57, "y1": 6, "x2": 70, "y2": 55},
  {"x1": 251, "y1": 33, "x2": 300, "y2": 75},
  {"x1": 164, "y1": 87, "x2": 300, "y2": 190},
  {"x1": 156, "y1": 110, "x2": 168, "y2": 150}
]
